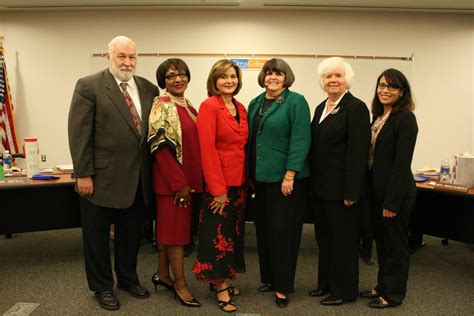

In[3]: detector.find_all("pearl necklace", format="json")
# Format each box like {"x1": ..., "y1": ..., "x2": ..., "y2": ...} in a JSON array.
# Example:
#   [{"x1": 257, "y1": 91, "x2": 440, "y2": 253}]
[{"x1": 167, "y1": 91, "x2": 188, "y2": 107}]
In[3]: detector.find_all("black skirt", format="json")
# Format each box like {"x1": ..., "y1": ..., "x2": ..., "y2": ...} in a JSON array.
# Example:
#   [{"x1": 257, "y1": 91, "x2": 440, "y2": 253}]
[{"x1": 192, "y1": 186, "x2": 247, "y2": 284}]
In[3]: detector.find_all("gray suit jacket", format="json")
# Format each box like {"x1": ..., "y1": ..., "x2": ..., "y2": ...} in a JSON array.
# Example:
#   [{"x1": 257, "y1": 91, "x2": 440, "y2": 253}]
[{"x1": 68, "y1": 69, "x2": 159, "y2": 208}]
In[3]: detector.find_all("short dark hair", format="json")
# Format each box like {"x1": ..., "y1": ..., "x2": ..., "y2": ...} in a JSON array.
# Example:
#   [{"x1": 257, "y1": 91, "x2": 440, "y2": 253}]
[
  {"x1": 156, "y1": 58, "x2": 190, "y2": 89},
  {"x1": 207, "y1": 59, "x2": 242, "y2": 97},
  {"x1": 257, "y1": 58, "x2": 295, "y2": 88},
  {"x1": 371, "y1": 68, "x2": 415, "y2": 116}
]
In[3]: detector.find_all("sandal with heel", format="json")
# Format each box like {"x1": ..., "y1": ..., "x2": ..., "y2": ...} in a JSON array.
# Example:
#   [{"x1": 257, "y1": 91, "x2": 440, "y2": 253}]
[
  {"x1": 209, "y1": 284, "x2": 241, "y2": 296},
  {"x1": 216, "y1": 287, "x2": 237, "y2": 313}
]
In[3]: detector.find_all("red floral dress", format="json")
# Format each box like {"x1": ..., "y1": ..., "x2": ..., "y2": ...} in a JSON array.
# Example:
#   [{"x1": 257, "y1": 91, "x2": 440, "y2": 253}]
[{"x1": 192, "y1": 186, "x2": 246, "y2": 284}]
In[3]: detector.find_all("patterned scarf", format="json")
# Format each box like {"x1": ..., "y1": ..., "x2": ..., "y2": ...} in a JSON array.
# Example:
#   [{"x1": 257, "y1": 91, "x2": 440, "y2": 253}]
[
  {"x1": 147, "y1": 92, "x2": 188, "y2": 165},
  {"x1": 369, "y1": 110, "x2": 391, "y2": 168}
]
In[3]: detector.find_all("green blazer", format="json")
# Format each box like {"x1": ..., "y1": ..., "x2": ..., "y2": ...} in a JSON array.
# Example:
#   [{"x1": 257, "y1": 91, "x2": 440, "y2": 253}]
[{"x1": 247, "y1": 89, "x2": 311, "y2": 183}]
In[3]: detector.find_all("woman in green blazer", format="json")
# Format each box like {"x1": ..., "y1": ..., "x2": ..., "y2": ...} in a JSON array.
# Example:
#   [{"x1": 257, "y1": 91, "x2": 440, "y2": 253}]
[{"x1": 247, "y1": 58, "x2": 311, "y2": 308}]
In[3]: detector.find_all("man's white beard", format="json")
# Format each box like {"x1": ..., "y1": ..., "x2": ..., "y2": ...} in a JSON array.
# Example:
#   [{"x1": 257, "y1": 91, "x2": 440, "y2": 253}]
[{"x1": 109, "y1": 62, "x2": 134, "y2": 82}]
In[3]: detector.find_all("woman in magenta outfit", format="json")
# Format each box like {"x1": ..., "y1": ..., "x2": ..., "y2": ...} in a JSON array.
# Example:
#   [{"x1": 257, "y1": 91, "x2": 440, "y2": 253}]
[
  {"x1": 192, "y1": 59, "x2": 248, "y2": 313},
  {"x1": 147, "y1": 58, "x2": 202, "y2": 308}
]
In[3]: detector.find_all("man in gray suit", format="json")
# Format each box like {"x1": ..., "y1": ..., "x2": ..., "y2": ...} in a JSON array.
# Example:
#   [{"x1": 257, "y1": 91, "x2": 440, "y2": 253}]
[{"x1": 68, "y1": 36, "x2": 159, "y2": 311}]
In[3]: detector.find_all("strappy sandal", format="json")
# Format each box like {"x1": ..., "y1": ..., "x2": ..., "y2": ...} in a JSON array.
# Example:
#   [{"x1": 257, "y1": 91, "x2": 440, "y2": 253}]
[
  {"x1": 227, "y1": 286, "x2": 240, "y2": 296},
  {"x1": 210, "y1": 284, "x2": 241, "y2": 296},
  {"x1": 216, "y1": 287, "x2": 237, "y2": 313}
]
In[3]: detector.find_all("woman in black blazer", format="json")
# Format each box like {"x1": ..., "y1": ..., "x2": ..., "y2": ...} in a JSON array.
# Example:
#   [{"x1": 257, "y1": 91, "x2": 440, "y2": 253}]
[
  {"x1": 360, "y1": 69, "x2": 418, "y2": 309},
  {"x1": 309, "y1": 57, "x2": 371, "y2": 306}
]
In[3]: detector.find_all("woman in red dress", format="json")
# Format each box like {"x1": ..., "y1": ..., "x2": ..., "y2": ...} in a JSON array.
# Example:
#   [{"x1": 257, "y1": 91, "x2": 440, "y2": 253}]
[
  {"x1": 192, "y1": 59, "x2": 248, "y2": 313},
  {"x1": 147, "y1": 58, "x2": 203, "y2": 307}
]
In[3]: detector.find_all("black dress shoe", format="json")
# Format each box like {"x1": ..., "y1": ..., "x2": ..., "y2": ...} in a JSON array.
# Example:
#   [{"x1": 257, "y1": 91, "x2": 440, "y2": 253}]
[
  {"x1": 308, "y1": 288, "x2": 329, "y2": 297},
  {"x1": 95, "y1": 291, "x2": 120, "y2": 311},
  {"x1": 320, "y1": 296, "x2": 344, "y2": 306},
  {"x1": 257, "y1": 284, "x2": 274, "y2": 292},
  {"x1": 275, "y1": 294, "x2": 289, "y2": 308},
  {"x1": 360, "y1": 290, "x2": 378, "y2": 299},
  {"x1": 119, "y1": 284, "x2": 150, "y2": 299},
  {"x1": 368, "y1": 297, "x2": 397, "y2": 309},
  {"x1": 151, "y1": 274, "x2": 174, "y2": 293},
  {"x1": 174, "y1": 289, "x2": 202, "y2": 307}
]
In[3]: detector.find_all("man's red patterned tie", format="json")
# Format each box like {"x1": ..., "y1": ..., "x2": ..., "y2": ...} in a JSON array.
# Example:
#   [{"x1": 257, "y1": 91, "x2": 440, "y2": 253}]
[{"x1": 120, "y1": 82, "x2": 141, "y2": 135}]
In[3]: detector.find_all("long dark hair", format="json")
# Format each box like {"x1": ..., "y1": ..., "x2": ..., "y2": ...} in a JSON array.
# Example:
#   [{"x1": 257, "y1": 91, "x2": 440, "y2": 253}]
[{"x1": 371, "y1": 68, "x2": 415, "y2": 116}]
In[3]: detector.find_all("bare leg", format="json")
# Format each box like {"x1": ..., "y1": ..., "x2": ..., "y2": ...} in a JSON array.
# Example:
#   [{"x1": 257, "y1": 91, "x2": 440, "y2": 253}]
[
  {"x1": 157, "y1": 244, "x2": 173, "y2": 284},
  {"x1": 166, "y1": 246, "x2": 194, "y2": 301}
]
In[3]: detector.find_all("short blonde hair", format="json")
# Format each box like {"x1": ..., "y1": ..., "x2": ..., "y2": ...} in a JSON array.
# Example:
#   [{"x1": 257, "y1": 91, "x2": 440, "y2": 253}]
[
  {"x1": 207, "y1": 59, "x2": 242, "y2": 97},
  {"x1": 317, "y1": 57, "x2": 354, "y2": 89}
]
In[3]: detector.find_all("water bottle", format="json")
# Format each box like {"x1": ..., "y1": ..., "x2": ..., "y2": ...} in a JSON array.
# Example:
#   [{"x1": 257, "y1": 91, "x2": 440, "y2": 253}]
[
  {"x1": 440, "y1": 159, "x2": 450, "y2": 183},
  {"x1": 24, "y1": 137, "x2": 40, "y2": 178},
  {"x1": 3, "y1": 150, "x2": 12, "y2": 170}
]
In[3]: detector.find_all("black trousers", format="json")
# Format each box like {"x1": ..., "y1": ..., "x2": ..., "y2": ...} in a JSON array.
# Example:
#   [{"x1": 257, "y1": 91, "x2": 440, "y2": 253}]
[
  {"x1": 372, "y1": 195, "x2": 414, "y2": 305},
  {"x1": 254, "y1": 178, "x2": 308, "y2": 294},
  {"x1": 359, "y1": 199, "x2": 373, "y2": 259},
  {"x1": 80, "y1": 190, "x2": 146, "y2": 293},
  {"x1": 313, "y1": 199, "x2": 360, "y2": 300}
]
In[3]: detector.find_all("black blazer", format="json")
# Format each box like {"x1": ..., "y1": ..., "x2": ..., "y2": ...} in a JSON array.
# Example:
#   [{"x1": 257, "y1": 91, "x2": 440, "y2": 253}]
[
  {"x1": 310, "y1": 92, "x2": 371, "y2": 201},
  {"x1": 68, "y1": 69, "x2": 159, "y2": 209},
  {"x1": 371, "y1": 110, "x2": 418, "y2": 213}
]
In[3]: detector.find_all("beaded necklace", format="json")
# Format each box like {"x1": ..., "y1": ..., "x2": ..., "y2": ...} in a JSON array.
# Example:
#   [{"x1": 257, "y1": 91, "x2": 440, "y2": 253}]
[{"x1": 257, "y1": 89, "x2": 288, "y2": 116}]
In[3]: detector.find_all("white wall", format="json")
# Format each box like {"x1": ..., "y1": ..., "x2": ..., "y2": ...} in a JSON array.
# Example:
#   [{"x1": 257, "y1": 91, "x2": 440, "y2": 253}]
[{"x1": 0, "y1": 9, "x2": 472, "y2": 170}]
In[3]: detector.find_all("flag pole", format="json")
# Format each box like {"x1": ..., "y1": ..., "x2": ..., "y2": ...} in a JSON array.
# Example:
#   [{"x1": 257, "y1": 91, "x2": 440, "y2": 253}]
[{"x1": 0, "y1": 35, "x2": 20, "y2": 153}]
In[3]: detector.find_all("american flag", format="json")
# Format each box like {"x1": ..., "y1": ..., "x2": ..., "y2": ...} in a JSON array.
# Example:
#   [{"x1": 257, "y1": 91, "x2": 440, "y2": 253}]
[{"x1": 0, "y1": 47, "x2": 18, "y2": 154}]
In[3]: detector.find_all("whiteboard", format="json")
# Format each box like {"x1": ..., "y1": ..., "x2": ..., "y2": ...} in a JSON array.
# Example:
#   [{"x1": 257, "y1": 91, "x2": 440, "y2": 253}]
[{"x1": 90, "y1": 55, "x2": 413, "y2": 115}]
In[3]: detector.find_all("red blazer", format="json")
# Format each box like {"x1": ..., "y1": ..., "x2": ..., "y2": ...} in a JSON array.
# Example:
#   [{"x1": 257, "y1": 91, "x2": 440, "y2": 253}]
[{"x1": 197, "y1": 96, "x2": 248, "y2": 196}]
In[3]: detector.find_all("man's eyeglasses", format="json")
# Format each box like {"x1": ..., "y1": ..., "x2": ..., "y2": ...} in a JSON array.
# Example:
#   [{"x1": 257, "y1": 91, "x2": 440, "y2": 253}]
[
  {"x1": 377, "y1": 83, "x2": 399, "y2": 91},
  {"x1": 165, "y1": 72, "x2": 187, "y2": 81}
]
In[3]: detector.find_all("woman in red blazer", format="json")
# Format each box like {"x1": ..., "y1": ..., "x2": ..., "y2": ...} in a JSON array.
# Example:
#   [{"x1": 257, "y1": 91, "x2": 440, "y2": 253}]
[{"x1": 192, "y1": 59, "x2": 248, "y2": 313}]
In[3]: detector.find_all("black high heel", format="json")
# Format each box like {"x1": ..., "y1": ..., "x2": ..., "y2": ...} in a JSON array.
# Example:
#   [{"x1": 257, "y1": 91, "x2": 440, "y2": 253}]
[
  {"x1": 216, "y1": 287, "x2": 237, "y2": 313},
  {"x1": 151, "y1": 273, "x2": 174, "y2": 293},
  {"x1": 174, "y1": 288, "x2": 201, "y2": 307},
  {"x1": 209, "y1": 284, "x2": 241, "y2": 296}
]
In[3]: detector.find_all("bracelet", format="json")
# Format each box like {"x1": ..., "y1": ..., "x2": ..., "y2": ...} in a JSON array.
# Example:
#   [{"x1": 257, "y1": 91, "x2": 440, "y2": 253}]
[{"x1": 284, "y1": 176, "x2": 294, "y2": 181}]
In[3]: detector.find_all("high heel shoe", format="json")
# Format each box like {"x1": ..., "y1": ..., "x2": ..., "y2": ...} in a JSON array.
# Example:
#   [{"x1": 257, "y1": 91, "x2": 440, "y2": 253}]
[
  {"x1": 151, "y1": 273, "x2": 174, "y2": 293},
  {"x1": 174, "y1": 288, "x2": 201, "y2": 307},
  {"x1": 209, "y1": 284, "x2": 241, "y2": 296},
  {"x1": 216, "y1": 287, "x2": 237, "y2": 313}
]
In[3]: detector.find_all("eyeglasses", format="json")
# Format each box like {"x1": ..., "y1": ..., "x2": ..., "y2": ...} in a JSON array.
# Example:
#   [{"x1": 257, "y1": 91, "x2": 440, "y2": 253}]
[
  {"x1": 165, "y1": 71, "x2": 187, "y2": 81},
  {"x1": 377, "y1": 83, "x2": 399, "y2": 91}
]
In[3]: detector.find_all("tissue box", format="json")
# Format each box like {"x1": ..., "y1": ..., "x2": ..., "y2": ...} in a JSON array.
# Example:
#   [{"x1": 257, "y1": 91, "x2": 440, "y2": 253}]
[{"x1": 452, "y1": 154, "x2": 474, "y2": 188}]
